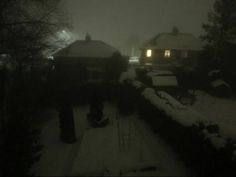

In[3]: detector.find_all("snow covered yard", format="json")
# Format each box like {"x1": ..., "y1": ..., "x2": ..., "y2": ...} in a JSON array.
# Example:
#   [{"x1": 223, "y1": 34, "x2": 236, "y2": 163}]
[
  {"x1": 31, "y1": 107, "x2": 88, "y2": 176},
  {"x1": 190, "y1": 90, "x2": 236, "y2": 140},
  {"x1": 31, "y1": 103, "x2": 190, "y2": 176}
]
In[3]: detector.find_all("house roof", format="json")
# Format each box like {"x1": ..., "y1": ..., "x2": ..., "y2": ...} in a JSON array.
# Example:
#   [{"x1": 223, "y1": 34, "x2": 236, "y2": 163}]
[
  {"x1": 142, "y1": 32, "x2": 203, "y2": 51},
  {"x1": 54, "y1": 40, "x2": 120, "y2": 58}
]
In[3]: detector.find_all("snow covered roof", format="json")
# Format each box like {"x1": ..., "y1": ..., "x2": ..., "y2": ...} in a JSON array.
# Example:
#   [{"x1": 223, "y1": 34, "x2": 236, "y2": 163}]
[
  {"x1": 142, "y1": 32, "x2": 203, "y2": 51},
  {"x1": 54, "y1": 40, "x2": 120, "y2": 58}
]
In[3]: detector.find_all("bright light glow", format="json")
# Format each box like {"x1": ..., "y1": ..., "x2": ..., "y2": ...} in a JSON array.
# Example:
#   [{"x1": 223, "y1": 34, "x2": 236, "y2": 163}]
[
  {"x1": 47, "y1": 56, "x2": 54, "y2": 60},
  {"x1": 146, "y1": 49, "x2": 152, "y2": 57},
  {"x1": 129, "y1": 56, "x2": 140, "y2": 63},
  {"x1": 164, "y1": 50, "x2": 171, "y2": 58}
]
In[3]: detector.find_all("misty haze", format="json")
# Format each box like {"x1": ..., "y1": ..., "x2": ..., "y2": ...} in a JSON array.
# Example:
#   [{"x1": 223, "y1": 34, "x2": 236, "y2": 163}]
[{"x1": 0, "y1": 0, "x2": 236, "y2": 176}]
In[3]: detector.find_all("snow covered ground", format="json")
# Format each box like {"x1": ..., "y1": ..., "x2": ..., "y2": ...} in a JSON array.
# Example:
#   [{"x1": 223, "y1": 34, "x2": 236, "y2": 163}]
[
  {"x1": 31, "y1": 103, "x2": 191, "y2": 176},
  {"x1": 190, "y1": 90, "x2": 236, "y2": 140}
]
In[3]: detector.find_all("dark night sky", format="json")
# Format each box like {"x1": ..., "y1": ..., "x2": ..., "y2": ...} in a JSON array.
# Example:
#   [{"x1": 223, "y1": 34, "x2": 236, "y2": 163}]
[{"x1": 62, "y1": 0, "x2": 215, "y2": 55}]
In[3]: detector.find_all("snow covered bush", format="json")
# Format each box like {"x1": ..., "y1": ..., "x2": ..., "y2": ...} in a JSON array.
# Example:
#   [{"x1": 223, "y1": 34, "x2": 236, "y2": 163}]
[
  {"x1": 135, "y1": 68, "x2": 152, "y2": 87},
  {"x1": 119, "y1": 78, "x2": 236, "y2": 177}
]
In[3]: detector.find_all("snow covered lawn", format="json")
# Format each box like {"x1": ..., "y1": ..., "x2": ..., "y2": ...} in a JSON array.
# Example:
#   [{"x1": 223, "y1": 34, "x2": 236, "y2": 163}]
[
  {"x1": 32, "y1": 103, "x2": 190, "y2": 176},
  {"x1": 190, "y1": 90, "x2": 236, "y2": 140}
]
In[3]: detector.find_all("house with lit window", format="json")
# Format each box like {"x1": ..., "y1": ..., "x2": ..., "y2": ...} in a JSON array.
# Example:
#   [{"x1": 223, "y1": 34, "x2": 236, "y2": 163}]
[{"x1": 140, "y1": 27, "x2": 203, "y2": 68}]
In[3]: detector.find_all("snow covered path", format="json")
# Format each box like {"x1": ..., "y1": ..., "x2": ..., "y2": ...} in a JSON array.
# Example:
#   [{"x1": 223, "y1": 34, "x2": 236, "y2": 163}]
[{"x1": 32, "y1": 103, "x2": 190, "y2": 176}]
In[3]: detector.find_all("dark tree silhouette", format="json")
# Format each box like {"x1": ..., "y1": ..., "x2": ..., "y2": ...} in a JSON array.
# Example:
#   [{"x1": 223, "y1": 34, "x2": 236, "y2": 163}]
[
  {"x1": 58, "y1": 93, "x2": 76, "y2": 143},
  {"x1": 0, "y1": 0, "x2": 62, "y2": 176},
  {"x1": 201, "y1": 0, "x2": 236, "y2": 71},
  {"x1": 105, "y1": 52, "x2": 128, "y2": 82}
]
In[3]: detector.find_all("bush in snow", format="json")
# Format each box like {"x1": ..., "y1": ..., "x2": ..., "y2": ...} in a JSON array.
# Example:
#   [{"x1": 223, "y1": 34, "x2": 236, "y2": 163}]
[
  {"x1": 135, "y1": 68, "x2": 152, "y2": 87},
  {"x1": 87, "y1": 91, "x2": 109, "y2": 128},
  {"x1": 209, "y1": 79, "x2": 232, "y2": 97},
  {"x1": 120, "y1": 79, "x2": 236, "y2": 177}
]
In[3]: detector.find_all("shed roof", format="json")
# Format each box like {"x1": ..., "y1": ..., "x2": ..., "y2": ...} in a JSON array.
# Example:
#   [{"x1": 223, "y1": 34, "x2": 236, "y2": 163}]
[
  {"x1": 142, "y1": 32, "x2": 203, "y2": 51},
  {"x1": 54, "y1": 40, "x2": 120, "y2": 58}
]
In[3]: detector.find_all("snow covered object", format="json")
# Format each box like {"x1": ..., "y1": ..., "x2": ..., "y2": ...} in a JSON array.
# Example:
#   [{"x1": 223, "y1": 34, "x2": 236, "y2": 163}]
[
  {"x1": 87, "y1": 91, "x2": 109, "y2": 128},
  {"x1": 210, "y1": 79, "x2": 232, "y2": 97}
]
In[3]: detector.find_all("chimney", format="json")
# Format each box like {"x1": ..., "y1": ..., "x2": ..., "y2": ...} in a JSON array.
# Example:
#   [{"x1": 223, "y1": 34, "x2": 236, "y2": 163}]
[
  {"x1": 172, "y1": 26, "x2": 179, "y2": 36},
  {"x1": 85, "y1": 33, "x2": 92, "y2": 42}
]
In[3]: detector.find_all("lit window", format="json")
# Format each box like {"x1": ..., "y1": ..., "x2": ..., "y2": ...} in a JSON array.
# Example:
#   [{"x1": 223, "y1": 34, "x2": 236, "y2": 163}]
[
  {"x1": 164, "y1": 50, "x2": 171, "y2": 58},
  {"x1": 181, "y1": 50, "x2": 188, "y2": 58},
  {"x1": 146, "y1": 49, "x2": 152, "y2": 57}
]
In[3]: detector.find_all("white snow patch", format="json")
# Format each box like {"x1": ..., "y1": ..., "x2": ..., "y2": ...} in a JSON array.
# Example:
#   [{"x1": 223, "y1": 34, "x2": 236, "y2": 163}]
[
  {"x1": 157, "y1": 91, "x2": 186, "y2": 109},
  {"x1": 208, "y1": 69, "x2": 221, "y2": 77},
  {"x1": 132, "y1": 81, "x2": 144, "y2": 89},
  {"x1": 210, "y1": 79, "x2": 231, "y2": 88},
  {"x1": 190, "y1": 90, "x2": 236, "y2": 140},
  {"x1": 151, "y1": 76, "x2": 178, "y2": 87}
]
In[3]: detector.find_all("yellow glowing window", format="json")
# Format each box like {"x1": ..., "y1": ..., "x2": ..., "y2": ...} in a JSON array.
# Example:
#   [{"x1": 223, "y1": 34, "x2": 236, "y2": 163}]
[
  {"x1": 164, "y1": 50, "x2": 171, "y2": 58},
  {"x1": 146, "y1": 49, "x2": 152, "y2": 57}
]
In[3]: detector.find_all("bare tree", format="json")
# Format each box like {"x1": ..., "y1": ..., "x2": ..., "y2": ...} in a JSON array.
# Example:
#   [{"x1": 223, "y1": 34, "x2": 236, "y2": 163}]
[
  {"x1": 0, "y1": 1, "x2": 63, "y2": 176},
  {"x1": 0, "y1": 0, "x2": 62, "y2": 70}
]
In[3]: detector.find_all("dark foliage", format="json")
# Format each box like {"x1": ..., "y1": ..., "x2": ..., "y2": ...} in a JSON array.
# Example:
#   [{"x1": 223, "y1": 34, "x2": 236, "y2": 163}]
[
  {"x1": 0, "y1": 0, "x2": 62, "y2": 176},
  {"x1": 0, "y1": 110, "x2": 43, "y2": 177},
  {"x1": 201, "y1": 0, "x2": 236, "y2": 72},
  {"x1": 58, "y1": 94, "x2": 76, "y2": 143},
  {"x1": 0, "y1": 76, "x2": 45, "y2": 176},
  {"x1": 135, "y1": 68, "x2": 152, "y2": 87},
  {"x1": 117, "y1": 81, "x2": 139, "y2": 115},
  {"x1": 105, "y1": 52, "x2": 128, "y2": 82}
]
